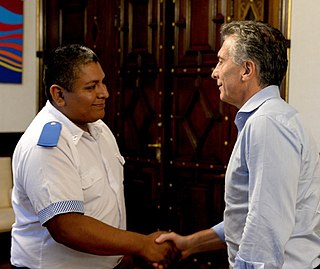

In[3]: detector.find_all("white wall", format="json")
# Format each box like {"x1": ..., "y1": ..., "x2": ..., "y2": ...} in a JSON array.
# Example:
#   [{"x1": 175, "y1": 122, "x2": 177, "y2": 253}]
[
  {"x1": 0, "y1": 1, "x2": 38, "y2": 132},
  {"x1": 289, "y1": 1, "x2": 320, "y2": 148},
  {"x1": 0, "y1": 0, "x2": 319, "y2": 143}
]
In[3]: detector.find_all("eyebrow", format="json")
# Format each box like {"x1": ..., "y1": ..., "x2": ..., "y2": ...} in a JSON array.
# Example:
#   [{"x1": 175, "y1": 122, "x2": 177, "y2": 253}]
[{"x1": 84, "y1": 79, "x2": 100, "y2": 85}]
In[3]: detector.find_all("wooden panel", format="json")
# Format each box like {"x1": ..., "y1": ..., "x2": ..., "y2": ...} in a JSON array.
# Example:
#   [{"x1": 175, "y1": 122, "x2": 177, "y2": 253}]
[
  {"x1": 59, "y1": 0, "x2": 87, "y2": 44},
  {"x1": 119, "y1": 73, "x2": 161, "y2": 157},
  {"x1": 267, "y1": 0, "x2": 281, "y2": 28},
  {"x1": 118, "y1": 0, "x2": 166, "y2": 237},
  {"x1": 171, "y1": 75, "x2": 235, "y2": 166},
  {"x1": 119, "y1": 0, "x2": 163, "y2": 158},
  {"x1": 124, "y1": 162, "x2": 161, "y2": 233},
  {"x1": 169, "y1": 0, "x2": 236, "y2": 169},
  {"x1": 163, "y1": 170, "x2": 226, "y2": 233},
  {"x1": 174, "y1": 0, "x2": 218, "y2": 66},
  {"x1": 164, "y1": 3, "x2": 235, "y2": 266},
  {"x1": 235, "y1": 0, "x2": 265, "y2": 21}
]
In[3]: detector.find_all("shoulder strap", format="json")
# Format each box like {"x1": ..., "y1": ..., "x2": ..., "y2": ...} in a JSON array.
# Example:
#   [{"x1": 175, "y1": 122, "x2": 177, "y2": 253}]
[{"x1": 37, "y1": 121, "x2": 62, "y2": 147}]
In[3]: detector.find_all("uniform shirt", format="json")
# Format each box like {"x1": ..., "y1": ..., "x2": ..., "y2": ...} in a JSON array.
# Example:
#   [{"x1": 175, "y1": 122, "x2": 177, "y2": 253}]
[
  {"x1": 11, "y1": 101, "x2": 126, "y2": 269},
  {"x1": 213, "y1": 85, "x2": 320, "y2": 269}
]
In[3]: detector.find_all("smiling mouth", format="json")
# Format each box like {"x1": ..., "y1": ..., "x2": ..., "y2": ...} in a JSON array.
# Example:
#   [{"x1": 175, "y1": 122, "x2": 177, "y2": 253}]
[{"x1": 94, "y1": 103, "x2": 105, "y2": 109}]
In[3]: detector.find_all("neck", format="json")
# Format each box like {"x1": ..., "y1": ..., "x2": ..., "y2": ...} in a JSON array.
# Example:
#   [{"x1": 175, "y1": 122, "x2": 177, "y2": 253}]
[{"x1": 77, "y1": 124, "x2": 90, "y2": 133}]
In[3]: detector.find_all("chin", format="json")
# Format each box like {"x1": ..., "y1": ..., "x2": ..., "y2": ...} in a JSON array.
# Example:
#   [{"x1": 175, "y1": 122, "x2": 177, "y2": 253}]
[
  {"x1": 219, "y1": 93, "x2": 226, "y2": 102},
  {"x1": 96, "y1": 111, "x2": 105, "y2": 119},
  {"x1": 87, "y1": 115, "x2": 104, "y2": 123}
]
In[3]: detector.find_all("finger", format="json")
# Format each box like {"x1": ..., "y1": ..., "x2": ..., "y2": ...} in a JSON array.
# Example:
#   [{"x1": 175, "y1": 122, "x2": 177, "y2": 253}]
[
  {"x1": 152, "y1": 262, "x2": 160, "y2": 268},
  {"x1": 163, "y1": 245, "x2": 180, "y2": 265},
  {"x1": 152, "y1": 263, "x2": 164, "y2": 269},
  {"x1": 155, "y1": 232, "x2": 175, "y2": 243},
  {"x1": 168, "y1": 241, "x2": 181, "y2": 258},
  {"x1": 169, "y1": 245, "x2": 182, "y2": 261}
]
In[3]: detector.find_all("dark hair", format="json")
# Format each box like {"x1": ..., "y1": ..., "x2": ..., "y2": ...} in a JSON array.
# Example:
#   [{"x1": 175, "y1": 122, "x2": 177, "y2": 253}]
[
  {"x1": 221, "y1": 20, "x2": 288, "y2": 87},
  {"x1": 43, "y1": 44, "x2": 99, "y2": 101}
]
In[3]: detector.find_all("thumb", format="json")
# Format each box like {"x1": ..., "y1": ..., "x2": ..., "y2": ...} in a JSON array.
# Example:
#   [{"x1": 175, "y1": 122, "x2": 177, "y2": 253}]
[{"x1": 155, "y1": 232, "x2": 175, "y2": 244}]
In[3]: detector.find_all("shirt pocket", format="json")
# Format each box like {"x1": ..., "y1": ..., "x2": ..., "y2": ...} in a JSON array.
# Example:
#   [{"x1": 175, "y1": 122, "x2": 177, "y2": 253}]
[{"x1": 81, "y1": 168, "x2": 105, "y2": 202}]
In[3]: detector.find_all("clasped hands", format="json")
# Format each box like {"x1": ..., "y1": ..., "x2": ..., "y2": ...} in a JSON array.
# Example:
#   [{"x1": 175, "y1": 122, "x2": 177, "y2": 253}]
[{"x1": 144, "y1": 231, "x2": 188, "y2": 269}]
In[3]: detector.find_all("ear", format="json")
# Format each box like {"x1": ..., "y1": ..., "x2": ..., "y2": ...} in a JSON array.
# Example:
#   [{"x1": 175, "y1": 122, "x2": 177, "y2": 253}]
[
  {"x1": 50, "y1": 84, "x2": 65, "y2": 107},
  {"x1": 241, "y1": 60, "x2": 255, "y2": 82}
]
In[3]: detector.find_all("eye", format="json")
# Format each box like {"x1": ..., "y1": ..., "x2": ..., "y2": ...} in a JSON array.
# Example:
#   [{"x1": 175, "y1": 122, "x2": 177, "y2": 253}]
[
  {"x1": 84, "y1": 83, "x2": 97, "y2": 90},
  {"x1": 215, "y1": 60, "x2": 222, "y2": 68}
]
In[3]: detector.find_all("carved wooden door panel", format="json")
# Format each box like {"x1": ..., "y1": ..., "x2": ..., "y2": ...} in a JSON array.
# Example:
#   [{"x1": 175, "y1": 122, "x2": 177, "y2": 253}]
[
  {"x1": 116, "y1": 0, "x2": 167, "y2": 235},
  {"x1": 166, "y1": 0, "x2": 237, "y2": 233},
  {"x1": 117, "y1": 1, "x2": 233, "y2": 267}
]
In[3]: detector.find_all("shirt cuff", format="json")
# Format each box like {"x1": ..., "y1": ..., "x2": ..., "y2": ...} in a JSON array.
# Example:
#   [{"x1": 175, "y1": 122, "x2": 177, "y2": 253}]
[
  {"x1": 234, "y1": 254, "x2": 265, "y2": 269},
  {"x1": 212, "y1": 221, "x2": 225, "y2": 242},
  {"x1": 38, "y1": 200, "x2": 84, "y2": 225}
]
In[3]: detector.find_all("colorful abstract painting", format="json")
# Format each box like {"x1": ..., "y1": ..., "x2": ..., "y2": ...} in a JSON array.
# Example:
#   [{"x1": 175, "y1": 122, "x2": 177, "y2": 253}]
[{"x1": 0, "y1": 0, "x2": 23, "y2": 83}]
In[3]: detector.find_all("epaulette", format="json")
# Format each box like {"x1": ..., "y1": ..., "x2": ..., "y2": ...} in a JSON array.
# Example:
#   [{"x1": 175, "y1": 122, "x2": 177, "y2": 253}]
[{"x1": 37, "y1": 121, "x2": 62, "y2": 147}]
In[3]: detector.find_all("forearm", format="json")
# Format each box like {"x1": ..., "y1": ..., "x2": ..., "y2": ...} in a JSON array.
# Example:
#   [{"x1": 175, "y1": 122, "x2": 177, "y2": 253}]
[
  {"x1": 45, "y1": 213, "x2": 148, "y2": 256},
  {"x1": 185, "y1": 228, "x2": 226, "y2": 256}
]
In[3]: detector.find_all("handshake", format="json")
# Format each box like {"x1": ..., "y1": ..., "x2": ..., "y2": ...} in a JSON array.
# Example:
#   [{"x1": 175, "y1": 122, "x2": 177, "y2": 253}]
[
  {"x1": 117, "y1": 228, "x2": 225, "y2": 268},
  {"x1": 121, "y1": 231, "x2": 189, "y2": 269},
  {"x1": 126, "y1": 229, "x2": 191, "y2": 269}
]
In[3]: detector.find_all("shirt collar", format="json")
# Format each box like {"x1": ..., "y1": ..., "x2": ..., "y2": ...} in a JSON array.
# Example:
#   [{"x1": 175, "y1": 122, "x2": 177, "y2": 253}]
[
  {"x1": 235, "y1": 85, "x2": 280, "y2": 133},
  {"x1": 45, "y1": 101, "x2": 104, "y2": 144}
]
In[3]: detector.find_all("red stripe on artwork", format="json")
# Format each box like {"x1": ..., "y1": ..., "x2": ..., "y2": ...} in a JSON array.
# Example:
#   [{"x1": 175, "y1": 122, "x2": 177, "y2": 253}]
[
  {"x1": 0, "y1": 0, "x2": 23, "y2": 14},
  {"x1": 0, "y1": 23, "x2": 23, "y2": 31},
  {"x1": 0, "y1": 43, "x2": 22, "y2": 52},
  {"x1": 0, "y1": 33, "x2": 23, "y2": 41}
]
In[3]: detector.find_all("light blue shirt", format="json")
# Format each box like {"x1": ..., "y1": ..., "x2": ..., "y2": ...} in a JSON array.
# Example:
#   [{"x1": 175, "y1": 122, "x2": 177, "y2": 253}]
[{"x1": 213, "y1": 85, "x2": 320, "y2": 269}]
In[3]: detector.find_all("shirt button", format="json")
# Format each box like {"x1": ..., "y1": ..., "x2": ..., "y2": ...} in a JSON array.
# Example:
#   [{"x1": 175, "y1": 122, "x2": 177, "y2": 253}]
[{"x1": 73, "y1": 135, "x2": 78, "y2": 141}]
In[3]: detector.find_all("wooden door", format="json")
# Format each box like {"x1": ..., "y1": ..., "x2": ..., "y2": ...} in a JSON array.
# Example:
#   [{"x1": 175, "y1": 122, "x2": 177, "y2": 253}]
[
  {"x1": 117, "y1": 0, "x2": 232, "y2": 268},
  {"x1": 39, "y1": 0, "x2": 290, "y2": 268}
]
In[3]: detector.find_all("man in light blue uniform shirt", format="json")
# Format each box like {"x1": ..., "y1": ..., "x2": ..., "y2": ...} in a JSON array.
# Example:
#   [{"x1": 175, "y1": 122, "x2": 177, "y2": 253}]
[{"x1": 155, "y1": 20, "x2": 320, "y2": 269}]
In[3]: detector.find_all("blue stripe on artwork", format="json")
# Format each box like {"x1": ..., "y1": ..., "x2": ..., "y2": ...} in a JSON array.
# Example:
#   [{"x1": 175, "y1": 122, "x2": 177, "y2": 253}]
[
  {"x1": 0, "y1": 6, "x2": 23, "y2": 24},
  {"x1": 0, "y1": 29, "x2": 23, "y2": 37},
  {"x1": 0, "y1": 66, "x2": 22, "y2": 83},
  {"x1": 0, "y1": 46, "x2": 22, "y2": 57},
  {"x1": 38, "y1": 200, "x2": 85, "y2": 225},
  {"x1": 0, "y1": 38, "x2": 22, "y2": 46}
]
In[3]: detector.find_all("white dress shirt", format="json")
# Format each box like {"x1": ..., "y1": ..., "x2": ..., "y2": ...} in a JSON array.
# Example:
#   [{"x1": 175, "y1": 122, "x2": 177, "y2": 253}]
[{"x1": 11, "y1": 101, "x2": 126, "y2": 269}]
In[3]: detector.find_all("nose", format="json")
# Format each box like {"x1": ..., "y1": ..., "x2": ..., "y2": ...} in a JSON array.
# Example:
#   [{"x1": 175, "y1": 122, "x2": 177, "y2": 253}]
[
  {"x1": 98, "y1": 83, "x2": 109, "y2": 99},
  {"x1": 211, "y1": 69, "x2": 218, "y2": 80},
  {"x1": 211, "y1": 64, "x2": 219, "y2": 80}
]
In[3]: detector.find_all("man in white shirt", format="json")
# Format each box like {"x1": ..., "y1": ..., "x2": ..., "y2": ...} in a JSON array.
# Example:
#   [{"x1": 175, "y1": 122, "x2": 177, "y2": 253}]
[{"x1": 11, "y1": 44, "x2": 178, "y2": 269}]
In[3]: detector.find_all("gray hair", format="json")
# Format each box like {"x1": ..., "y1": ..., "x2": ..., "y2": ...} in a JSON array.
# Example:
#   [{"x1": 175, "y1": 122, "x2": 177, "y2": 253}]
[{"x1": 221, "y1": 21, "x2": 288, "y2": 87}]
